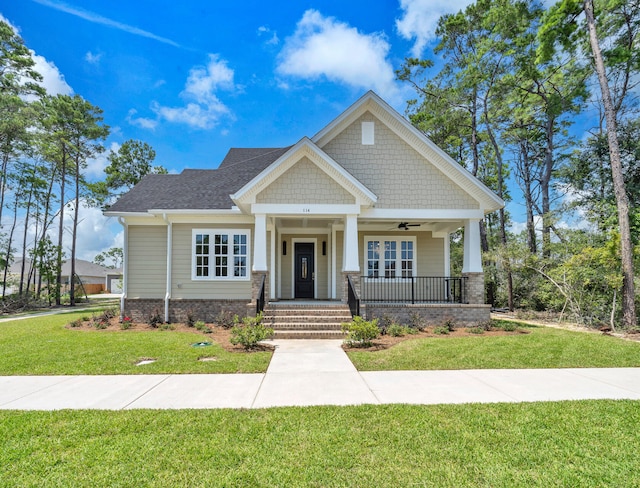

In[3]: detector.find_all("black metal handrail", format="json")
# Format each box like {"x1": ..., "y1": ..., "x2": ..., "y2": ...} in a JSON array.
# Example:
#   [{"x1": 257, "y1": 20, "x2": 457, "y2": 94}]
[
  {"x1": 256, "y1": 274, "x2": 266, "y2": 315},
  {"x1": 347, "y1": 275, "x2": 360, "y2": 317},
  {"x1": 360, "y1": 276, "x2": 467, "y2": 304}
]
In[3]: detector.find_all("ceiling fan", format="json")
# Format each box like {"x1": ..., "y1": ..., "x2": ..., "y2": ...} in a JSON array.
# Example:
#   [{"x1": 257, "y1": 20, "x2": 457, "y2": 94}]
[{"x1": 397, "y1": 222, "x2": 421, "y2": 231}]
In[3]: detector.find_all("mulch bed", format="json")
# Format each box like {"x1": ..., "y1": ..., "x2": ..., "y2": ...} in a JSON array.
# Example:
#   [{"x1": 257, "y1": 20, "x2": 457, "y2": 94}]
[{"x1": 66, "y1": 314, "x2": 529, "y2": 353}]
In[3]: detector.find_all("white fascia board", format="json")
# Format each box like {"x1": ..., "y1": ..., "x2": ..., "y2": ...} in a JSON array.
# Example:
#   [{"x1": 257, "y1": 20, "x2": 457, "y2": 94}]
[
  {"x1": 148, "y1": 208, "x2": 243, "y2": 215},
  {"x1": 103, "y1": 211, "x2": 155, "y2": 218},
  {"x1": 251, "y1": 203, "x2": 361, "y2": 216},
  {"x1": 360, "y1": 208, "x2": 485, "y2": 220}
]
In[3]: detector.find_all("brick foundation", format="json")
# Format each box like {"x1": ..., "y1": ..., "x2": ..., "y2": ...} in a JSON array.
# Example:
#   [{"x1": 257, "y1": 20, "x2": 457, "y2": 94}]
[
  {"x1": 463, "y1": 272, "x2": 485, "y2": 304},
  {"x1": 124, "y1": 298, "x2": 251, "y2": 324},
  {"x1": 362, "y1": 303, "x2": 491, "y2": 327}
]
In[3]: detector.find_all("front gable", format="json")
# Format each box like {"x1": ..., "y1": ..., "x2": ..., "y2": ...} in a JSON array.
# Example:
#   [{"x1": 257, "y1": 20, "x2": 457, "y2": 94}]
[
  {"x1": 231, "y1": 137, "x2": 376, "y2": 213},
  {"x1": 313, "y1": 91, "x2": 504, "y2": 213},
  {"x1": 256, "y1": 157, "x2": 355, "y2": 205}
]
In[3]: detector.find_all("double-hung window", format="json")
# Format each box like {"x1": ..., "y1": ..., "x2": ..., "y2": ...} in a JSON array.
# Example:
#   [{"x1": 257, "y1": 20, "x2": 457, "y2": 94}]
[
  {"x1": 365, "y1": 236, "x2": 416, "y2": 279},
  {"x1": 193, "y1": 229, "x2": 250, "y2": 280}
]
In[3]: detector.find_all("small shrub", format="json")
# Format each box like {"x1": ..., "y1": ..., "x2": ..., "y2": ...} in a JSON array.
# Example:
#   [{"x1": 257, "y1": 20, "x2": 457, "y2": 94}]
[
  {"x1": 498, "y1": 321, "x2": 518, "y2": 332},
  {"x1": 160, "y1": 323, "x2": 175, "y2": 331},
  {"x1": 378, "y1": 314, "x2": 395, "y2": 335},
  {"x1": 81, "y1": 316, "x2": 91, "y2": 322},
  {"x1": 409, "y1": 311, "x2": 426, "y2": 331},
  {"x1": 194, "y1": 320, "x2": 212, "y2": 333},
  {"x1": 93, "y1": 319, "x2": 108, "y2": 330},
  {"x1": 341, "y1": 316, "x2": 379, "y2": 347},
  {"x1": 69, "y1": 318, "x2": 83, "y2": 328},
  {"x1": 186, "y1": 310, "x2": 196, "y2": 327},
  {"x1": 405, "y1": 326, "x2": 418, "y2": 335},
  {"x1": 216, "y1": 310, "x2": 237, "y2": 329},
  {"x1": 442, "y1": 316, "x2": 456, "y2": 332},
  {"x1": 468, "y1": 326, "x2": 485, "y2": 334},
  {"x1": 120, "y1": 316, "x2": 133, "y2": 330},
  {"x1": 432, "y1": 326, "x2": 450, "y2": 335},
  {"x1": 387, "y1": 323, "x2": 406, "y2": 337},
  {"x1": 147, "y1": 310, "x2": 163, "y2": 328},
  {"x1": 478, "y1": 320, "x2": 493, "y2": 331},
  {"x1": 230, "y1": 313, "x2": 273, "y2": 349}
]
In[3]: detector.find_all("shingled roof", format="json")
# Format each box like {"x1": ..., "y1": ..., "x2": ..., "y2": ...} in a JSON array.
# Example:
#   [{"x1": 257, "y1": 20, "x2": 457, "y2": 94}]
[{"x1": 107, "y1": 147, "x2": 291, "y2": 213}]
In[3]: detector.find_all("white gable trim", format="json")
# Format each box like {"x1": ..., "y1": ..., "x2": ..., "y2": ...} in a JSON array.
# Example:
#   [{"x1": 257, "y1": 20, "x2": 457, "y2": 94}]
[
  {"x1": 312, "y1": 91, "x2": 504, "y2": 213},
  {"x1": 231, "y1": 137, "x2": 377, "y2": 211}
]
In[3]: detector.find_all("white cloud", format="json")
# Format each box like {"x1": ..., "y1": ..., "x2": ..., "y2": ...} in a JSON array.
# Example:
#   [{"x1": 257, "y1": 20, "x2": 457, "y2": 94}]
[
  {"x1": 30, "y1": 52, "x2": 73, "y2": 95},
  {"x1": 396, "y1": 0, "x2": 474, "y2": 57},
  {"x1": 0, "y1": 13, "x2": 72, "y2": 96},
  {"x1": 145, "y1": 54, "x2": 237, "y2": 130},
  {"x1": 277, "y1": 9, "x2": 400, "y2": 100},
  {"x1": 126, "y1": 109, "x2": 158, "y2": 130},
  {"x1": 85, "y1": 51, "x2": 102, "y2": 64},
  {"x1": 85, "y1": 141, "x2": 119, "y2": 180},
  {"x1": 258, "y1": 25, "x2": 279, "y2": 45}
]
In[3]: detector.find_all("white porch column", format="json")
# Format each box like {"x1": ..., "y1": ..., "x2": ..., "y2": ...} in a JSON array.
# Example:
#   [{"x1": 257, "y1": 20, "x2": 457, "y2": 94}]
[
  {"x1": 253, "y1": 213, "x2": 268, "y2": 271},
  {"x1": 444, "y1": 232, "x2": 450, "y2": 276},
  {"x1": 269, "y1": 220, "x2": 276, "y2": 299},
  {"x1": 342, "y1": 214, "x2": 360, "y2": 272},
  {"x1": 462, "y1": 219, "x2": 483, "y2": 273}
]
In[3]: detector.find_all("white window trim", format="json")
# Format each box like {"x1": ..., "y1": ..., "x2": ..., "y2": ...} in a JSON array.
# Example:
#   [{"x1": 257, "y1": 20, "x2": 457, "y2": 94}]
[
  {"x1": 364, "y1": 235, "x2": 417, "y2": 280},
  {"x1": 192, "y1": 229, "x2": 251, "y2": 281}
]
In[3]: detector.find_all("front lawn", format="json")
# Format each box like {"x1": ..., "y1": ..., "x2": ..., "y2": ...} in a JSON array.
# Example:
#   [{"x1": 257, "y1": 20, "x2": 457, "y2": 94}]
[
  {"x1": 0, "y1": 312, "x2": 271, "y2": 375},
  {"x1": 347, "y1": 321, "x2": 640, "y2": 371},
  {"x1": 1, "y1": 400, "x2": 639, "y2": 486}
]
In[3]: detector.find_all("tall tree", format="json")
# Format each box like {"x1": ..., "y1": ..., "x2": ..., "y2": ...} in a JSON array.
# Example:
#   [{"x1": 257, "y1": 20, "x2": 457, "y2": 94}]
[{"x1": 539, "y1": 0, "x2": 637, "y2": 326}]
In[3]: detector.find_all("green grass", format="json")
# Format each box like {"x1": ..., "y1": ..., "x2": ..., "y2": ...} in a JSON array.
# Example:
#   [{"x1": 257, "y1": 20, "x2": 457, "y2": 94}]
[
  {"x1": 348, "y1": 321, "x2": 640, "y2": 371},
  {"x1": 0, "y1": 312, "x2": 271, "y2": 375},
  {"x1": 1, "y1": 400, "x2": 639, "y2": 486}
]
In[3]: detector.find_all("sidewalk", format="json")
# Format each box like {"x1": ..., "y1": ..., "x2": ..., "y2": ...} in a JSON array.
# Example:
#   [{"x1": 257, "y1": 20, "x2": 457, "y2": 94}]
[{"x1": 1, "y1": 340, "x2": 640, "y2": 410}]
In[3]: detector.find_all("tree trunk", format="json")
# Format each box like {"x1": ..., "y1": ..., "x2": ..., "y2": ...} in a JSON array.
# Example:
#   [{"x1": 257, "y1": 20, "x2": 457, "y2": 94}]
[
  {"x1": 56, "y1": 148, "x2": 67, "y2": 306},
  {"x1": 541, "y1": 115, "x2": 554, "y2": 258},
  {"x1": 584, "y1": 0, "x2": 636, "y2": 328},
  {"x1": 70, "y1": 154, "x2": 81, "y2": 307}
]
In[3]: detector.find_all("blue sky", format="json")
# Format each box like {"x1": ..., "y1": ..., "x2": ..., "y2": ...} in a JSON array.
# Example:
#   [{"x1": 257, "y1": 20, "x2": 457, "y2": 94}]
[{"x1": 2, "y1": 0, "x2": 567, "y2": 261}]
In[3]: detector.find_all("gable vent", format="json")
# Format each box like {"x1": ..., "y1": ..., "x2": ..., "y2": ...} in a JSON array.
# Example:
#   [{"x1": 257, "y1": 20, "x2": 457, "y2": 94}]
[{"x1": 362, "y1": 121, "x2": 374, "y2": 145}]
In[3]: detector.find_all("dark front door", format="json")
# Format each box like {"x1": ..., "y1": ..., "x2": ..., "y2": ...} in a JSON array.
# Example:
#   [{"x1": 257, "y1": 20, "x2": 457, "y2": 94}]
[{"x1": 294, "y1": 243, "x2": 314, "y2": 299}]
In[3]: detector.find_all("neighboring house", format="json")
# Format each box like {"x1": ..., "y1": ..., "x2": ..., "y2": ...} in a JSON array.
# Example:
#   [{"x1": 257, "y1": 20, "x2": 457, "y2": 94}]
[
  {"x1": 105, "y1": 92, "x2": 503, "y2": 325},
  {"x1": 7, "y1": 258, "x2": 122, "y2": 294}
]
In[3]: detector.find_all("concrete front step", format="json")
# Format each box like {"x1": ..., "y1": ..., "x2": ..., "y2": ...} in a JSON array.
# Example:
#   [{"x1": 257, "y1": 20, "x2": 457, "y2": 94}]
[
  {"x1": 263, "y1": 315, "x2": 351, "y2": 324},
  {"x1": 272, "y1": 330, "x2": 347, "y2": 339}
]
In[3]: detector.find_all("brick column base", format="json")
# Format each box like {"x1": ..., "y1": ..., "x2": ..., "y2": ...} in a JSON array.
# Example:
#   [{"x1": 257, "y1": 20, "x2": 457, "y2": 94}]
[
  {"x1": 250, "y1": 270, "x2": 269, "y2": 315},
  {"x1": 463, "y1": 272, "x2": 485, "y2": 304},
  {"x1": 342, "y1": 272, "x2": 360, "y2": 303}
]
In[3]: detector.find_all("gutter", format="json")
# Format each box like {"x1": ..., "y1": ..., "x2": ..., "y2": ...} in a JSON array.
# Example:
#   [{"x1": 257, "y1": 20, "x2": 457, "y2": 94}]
[
  {"x1": 163, "y1": 213, "x2": 172, "y2": 323},
  {"x1": 117, "y1": 217, "x2": 128, "y2": 320}
]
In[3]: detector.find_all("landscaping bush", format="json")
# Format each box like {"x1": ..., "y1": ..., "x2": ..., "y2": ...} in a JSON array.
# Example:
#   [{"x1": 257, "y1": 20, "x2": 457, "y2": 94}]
[
  {"x1": 230, "y1": 313, "x2": 273, "y2": 349},
  {"x1": 467, "y1": 326, "x2": 485, "y2": 334},
  {"x1": 377, "y1": 314, "x2": 395, "y2": 335},
  {"x1": 120, "y1": 316, "x2": 133, "y2": 330},
  {"x1": 498, "y1": 321, "x2": 518, "y2": 332},
  {"x1": 409, "y1": 311, "x2": 426, "y2": 331},
  {"x1": 432, "y1": 326, "x2": 450, "y2": 335},
  {"x1": 147, "y1": 310, "x2": 163, "y2": 328},
  {"x1": 69, "y1": 318, "x2": 83, "y2": 328},
  {"x1": 387, "y1": 323, "x2": 406, "y2": 337},
  {"x1": 194, "y1": 320, "x2": 212, "y2": 333},
  {"x1": 341, "y1": 316, "x2": 379, "y2": 347},
  {"x1": 442, "y1": 316, "x2": 457, "y2": 332},
  {"x1": 185, "y1": 310, "x2": 196, "y2": 327},
  {"x1": 215, "y1": 310, "x2": 237, "y2": 329}
]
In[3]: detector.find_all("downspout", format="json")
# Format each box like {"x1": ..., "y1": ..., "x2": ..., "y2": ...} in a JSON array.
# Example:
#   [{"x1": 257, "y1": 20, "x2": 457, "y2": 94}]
[
  {"x1": 118, "y1": 217, "x2": 128, "y2": 320},
  {"x1": 163, "y1": 213, "x2": 172, "y2": 323}
]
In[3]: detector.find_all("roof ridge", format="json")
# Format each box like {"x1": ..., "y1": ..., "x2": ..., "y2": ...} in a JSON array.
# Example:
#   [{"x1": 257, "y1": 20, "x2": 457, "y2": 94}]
[{"x1": 219, "y1": 146, "x2": 291, "y2": 171}]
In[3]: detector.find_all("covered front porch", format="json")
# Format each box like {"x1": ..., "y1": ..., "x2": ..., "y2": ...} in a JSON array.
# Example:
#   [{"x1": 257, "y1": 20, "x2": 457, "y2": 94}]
[{"x1": 250, "y1": 214, "x2": 488, "y2": 325}]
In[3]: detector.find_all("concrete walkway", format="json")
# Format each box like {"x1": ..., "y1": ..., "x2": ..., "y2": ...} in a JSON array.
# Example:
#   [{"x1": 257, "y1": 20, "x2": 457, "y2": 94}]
[{"x1": 2, "y1": 339, "x2": 640, "y2": 410}]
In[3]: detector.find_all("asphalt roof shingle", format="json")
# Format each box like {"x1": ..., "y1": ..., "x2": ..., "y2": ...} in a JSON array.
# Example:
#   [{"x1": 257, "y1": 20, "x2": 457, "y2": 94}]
[{"x1": 107, "y1": 147, "x2": 291, "y2": 213}]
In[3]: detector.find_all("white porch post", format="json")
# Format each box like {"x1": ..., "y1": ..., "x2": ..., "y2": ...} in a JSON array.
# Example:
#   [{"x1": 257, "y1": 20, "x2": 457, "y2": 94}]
[
  {"x1": 269, "y1": 220, "x2": 276, "y2": 299},
  {"x1": 462, "y1": 219, "x2": 482, "y2": 273},
  {"x1": 444, "y1": 232, "x2": 450, "y2": 276},
  {"x1": 342, "y1": 214, "x2": 359, "y2": 272},
  {"x1": 253, "y1": 213, "x2": 268, "y2": 271}
]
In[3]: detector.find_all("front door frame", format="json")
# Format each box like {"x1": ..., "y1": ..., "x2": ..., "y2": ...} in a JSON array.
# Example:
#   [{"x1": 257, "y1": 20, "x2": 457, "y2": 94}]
[{"x1": 291, "y1": 238, "x2": 317, "y2": 299}]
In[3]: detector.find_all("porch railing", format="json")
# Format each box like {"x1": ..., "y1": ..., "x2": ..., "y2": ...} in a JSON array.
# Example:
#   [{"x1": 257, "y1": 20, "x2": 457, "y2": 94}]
[
  {"x1": 360, "y1": 276, "x2": 467, "y2": 304},
  {"x1": 256, "y1": 274, "x2": 266, "y2": 315},
  {"x1": 347, "y1": 275, "x2": 360, "y2": 317}
]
